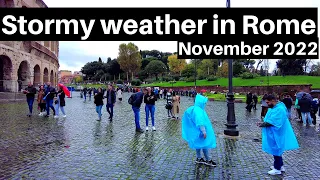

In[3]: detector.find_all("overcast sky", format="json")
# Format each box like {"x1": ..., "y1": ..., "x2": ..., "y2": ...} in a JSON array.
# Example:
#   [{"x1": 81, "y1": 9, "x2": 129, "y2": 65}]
[{"x1": 42, "y1": 0, "x2": 320, "y2": 72}]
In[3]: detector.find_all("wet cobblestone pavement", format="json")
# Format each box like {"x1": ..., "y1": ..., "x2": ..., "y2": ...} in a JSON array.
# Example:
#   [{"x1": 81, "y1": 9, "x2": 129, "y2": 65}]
[{"x1": 1, "y1": 92, "x2": 320, "y2": 180}]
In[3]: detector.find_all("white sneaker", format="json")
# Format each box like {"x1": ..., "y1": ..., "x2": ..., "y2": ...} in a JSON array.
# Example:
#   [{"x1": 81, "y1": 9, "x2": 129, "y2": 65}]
[
  {"x1": 146, "y1": 127, "x2": 149, "y2": 131},
  {"x1": 54, "y1": 115, "x2": 59, "y2": 118},
  {"x1": 310, "y1": 124, "x2": 315, "y2": 127},
  {"x1": 152, "y1": 126, "x2": 156, "y2": 131},
  {"x1": 38, "y1": 113, "x2": 43, "y2": 116},
  {"x1": 63, "y1": 115, "x2": 67, "y2": 118},
  {"x1": 270, "y1": 166, "x2": 285, "y2": 172},
  {"x1": 303, "y1": 124, "x2": 307, "y2": 127},
  {"x1": 268, "y1": 169, "x2": 282, "y2": 175}
]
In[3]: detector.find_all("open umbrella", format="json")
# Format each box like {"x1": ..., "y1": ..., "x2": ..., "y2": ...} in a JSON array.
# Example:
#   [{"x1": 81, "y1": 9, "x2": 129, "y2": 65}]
[
  {"x1": 58, "y1": 83, "x2": 71, "y2": 98},
  {"x1": 296, "y1": 92, "x2": 312, "y2": 100},
  {"x1": 200, "y1": 89, "x2": 207, "y2": 93}
]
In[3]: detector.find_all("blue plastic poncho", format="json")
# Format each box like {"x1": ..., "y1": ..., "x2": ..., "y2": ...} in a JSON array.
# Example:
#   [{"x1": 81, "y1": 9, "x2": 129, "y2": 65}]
[
  {"x1": 262, "y1": 102, "x2": 299, "y2": 156},
  {"x1": 182, "y1": 94, "x2": 216, "y2": 149}
]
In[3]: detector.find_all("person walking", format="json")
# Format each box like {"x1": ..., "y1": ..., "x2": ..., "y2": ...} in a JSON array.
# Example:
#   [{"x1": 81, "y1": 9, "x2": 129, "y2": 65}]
[
  {"x1": 257, "y1": 95, "x2": 299, "y2": 175},
  {"x1": 37, "y1": 85, "x2": 46, "y2": 116},
  {"x1": 182, "y1": 94, "x2": 217, "y2": 167},
  {"x1": 23, "y1": 82, "x2": 37, "y2": 117},
  {"x1": 104, "y1": 84, "x2": 116, "y2": 121},
  {"x1": 94, "y1": 88, "x2": 104, "y2": 121},
  {"x1": 130, "y1": 88, "x2": 145, "y2": 133},
  {"x1": 294, "y1": 97, "x2": 302, "y2": 122},
  {"x1": 253, "y1": 93, "x2": 258, "y2": 110},
  {"x1": 144, "y1": 87, "x2": 157, "y2": 131},
  {"x1": 261, "y1": 94, "x2": 269, "y2": 120},
  {"x1": 159, "y1": 89, "x2": 163, "y2": 99},
  {"x1": 44, "y1": 82, "x2": 56, "y2": 118},
  {"x1": 163, "y1": 89, "x2": 167, "y2": 99},
  {"x1": 117, "y1": 88, "x2": 123, "y2": 102},
  {"x1": 311, "y1": 97, "x2": 318, "y2": 125},
  {"x1": 88, "y1": 88, "x2": 92, "y2": 101},
  {"x1": 83, "y1": 87, "x2": 88, "y2": 102},
  {"x1": 54, "y1": 86, "x2": 67, "y2": 118},
  {"x1": 298, "y1": 93, "x2": 313, "y2": 127},
  {"x1": 172, "y1": 91, "x2": 181, "y2": 119},
  {"x1": 166, "y1": 89, "x2": 174, "y2": 118},
  {"x1": 282, "y1": 95, "x2": 293, "y2": 120},
  {"x1": 246, "y1": 92, "x2": 253, "y2": 112}
]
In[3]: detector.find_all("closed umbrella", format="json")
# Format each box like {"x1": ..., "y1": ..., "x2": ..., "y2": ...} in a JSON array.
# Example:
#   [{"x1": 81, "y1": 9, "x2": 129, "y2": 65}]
[{"x1": 58, "y1": 83, "x2": 71, "y2": 98}]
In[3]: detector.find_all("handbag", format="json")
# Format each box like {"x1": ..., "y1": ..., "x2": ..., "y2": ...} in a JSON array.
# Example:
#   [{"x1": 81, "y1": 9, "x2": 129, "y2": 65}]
[{"x1": 165, "y1": 103, "x2": 173, "y2": 110}]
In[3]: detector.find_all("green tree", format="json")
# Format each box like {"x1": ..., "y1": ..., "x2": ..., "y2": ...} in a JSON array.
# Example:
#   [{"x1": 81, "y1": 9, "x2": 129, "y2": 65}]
[
  {"x1": 145, "y1": 60, "x2": 167, "y2": 80},
  {"x1": 198, "y1": 59, "x2": 214, "y2": 76},
  {"x1": 168, "y1": 54, "x2": 187, "y2": 76},
  {"x1": 181, "y1": 63, "x2": 196, "y2": 78},
  {"x1": 74, "y1": 76, "x2": 83, "y2": 83},
  {"x1": 81, "y1": 60, "x2": 104, "y2": 80},
  {"x1": 217, "y1": 60, "x2": 228, "y2": 78},
  {"x1": 117, "y1": 42, "x2": 142, "y2": 81}
]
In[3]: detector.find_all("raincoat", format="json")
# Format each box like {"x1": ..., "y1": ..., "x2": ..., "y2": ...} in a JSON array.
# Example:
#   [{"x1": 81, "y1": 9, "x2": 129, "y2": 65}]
[
  {"x1": 182, "y1": 94, "x2": 216, "y2": 149},
  {"x1": 262, "y1": 102, "x2": 299, "y2": 156}
]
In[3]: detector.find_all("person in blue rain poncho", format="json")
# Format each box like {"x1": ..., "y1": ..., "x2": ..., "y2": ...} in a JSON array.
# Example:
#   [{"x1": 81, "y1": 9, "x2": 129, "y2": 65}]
[
  {"x1": 257, "y1": 95, "x2": 299, "y2": 176},
  {"x1": 182, "y1": 94, "x2": 217, "y2": 167}
]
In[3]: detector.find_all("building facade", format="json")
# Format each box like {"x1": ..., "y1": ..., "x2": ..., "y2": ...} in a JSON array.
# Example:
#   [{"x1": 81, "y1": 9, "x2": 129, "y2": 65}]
[{"x1": 0, "y1": 0, "x2": 59, "y2": 92}]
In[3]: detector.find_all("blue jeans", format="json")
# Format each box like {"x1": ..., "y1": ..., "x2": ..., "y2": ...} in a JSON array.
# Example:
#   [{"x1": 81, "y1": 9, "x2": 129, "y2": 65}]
[
  {"x1": 301, "y1": 112, "x2": 312, "y2": 125},
  {"x1": 287, "y1": 107, "x2": 291, "y2": 119},
  {"x1": 84, "y1": 93, "x2": 87, "y2": 100},
  {"x1": 55, "y1": 102, "x2": 66, "y2": 116},
  {"x1": 27, "y1": 98, "x2": 34, "y2": 114},
  {"x1": 145, "y1": 104, "x2": 155, "y2": 126},
  {"x1": 273, "y1": 156, "x2": 283, "y2": 170},
  {"x1": 106, "y1": 103, "x2": 114, "y2": 118},
  {"x1": 132, "y1": 106, "x2": 141, "y2": 130},
  {"x1": 96, "y1": 105, "x2": 103, "y2": 119},
  {"x1": 196, "y1": 149, "x2": 210, "y2": 160},
  {"x1": 46, "y1": 99, "x2": 54, "y2": 116}
]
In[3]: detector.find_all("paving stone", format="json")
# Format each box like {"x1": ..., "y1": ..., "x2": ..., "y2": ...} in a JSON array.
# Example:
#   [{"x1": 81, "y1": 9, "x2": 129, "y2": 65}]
[{"x1": 0, "y1": 92, "x2": 319, "y2": 179}]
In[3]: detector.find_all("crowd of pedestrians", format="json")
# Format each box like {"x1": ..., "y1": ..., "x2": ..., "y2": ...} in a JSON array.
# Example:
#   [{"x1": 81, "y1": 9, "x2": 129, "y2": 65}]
[
  {"x1": 23, "y1": 81, "x2": 67, "y2": 118},
  {"x1": 22, "y1": 82, "x2": 320, "y2": 176}
]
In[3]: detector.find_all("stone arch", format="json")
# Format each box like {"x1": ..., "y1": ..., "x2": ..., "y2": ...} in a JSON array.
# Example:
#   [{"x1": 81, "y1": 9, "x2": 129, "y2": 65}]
[
  {"x1": 17, "y1": 60, "x2": 30, "y2": 92},
  {"x1": 50, "y1": 70, "x2": 54, "y2": 85},
  {"x1": 43, "y1": 68, "x2": 49, "y2": 83},
  {"x1": 33, "y1": 64, "x2": 41, "y2": 86},
  {"x1": 54, "y1": 72, "x2": 57, "y2": 86},
  {"x1": 0, "y1": 55, "x2": 13, "y2": 92}
]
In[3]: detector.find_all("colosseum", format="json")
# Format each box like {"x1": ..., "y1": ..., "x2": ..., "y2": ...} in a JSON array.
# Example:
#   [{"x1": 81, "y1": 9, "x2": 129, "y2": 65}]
[{"x1": 0, "y1": 0, "x2": 59, "y2": 92}]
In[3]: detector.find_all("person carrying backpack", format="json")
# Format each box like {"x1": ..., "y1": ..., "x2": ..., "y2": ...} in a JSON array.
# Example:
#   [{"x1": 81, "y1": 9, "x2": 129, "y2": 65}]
[{"x1": 129, "y1": 89, "x2": 146, "y2": 133}]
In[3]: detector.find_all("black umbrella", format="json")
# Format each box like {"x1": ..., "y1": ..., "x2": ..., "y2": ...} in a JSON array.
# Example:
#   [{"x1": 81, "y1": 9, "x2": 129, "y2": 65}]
[{"x1": 296, "y1": 92, "x2": 312, "y2": 100}]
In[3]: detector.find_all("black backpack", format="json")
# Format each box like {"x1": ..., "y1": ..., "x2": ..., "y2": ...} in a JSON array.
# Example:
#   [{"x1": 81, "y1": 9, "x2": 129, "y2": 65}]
[{"x1": 128, "y1": 93, "x2": 136, "y2": 105}]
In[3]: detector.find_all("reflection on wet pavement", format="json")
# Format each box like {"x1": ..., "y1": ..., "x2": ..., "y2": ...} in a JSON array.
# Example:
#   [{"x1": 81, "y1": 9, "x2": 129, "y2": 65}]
[{"x1": 0, "y1": 92, "x2": 319, "y2": 179}]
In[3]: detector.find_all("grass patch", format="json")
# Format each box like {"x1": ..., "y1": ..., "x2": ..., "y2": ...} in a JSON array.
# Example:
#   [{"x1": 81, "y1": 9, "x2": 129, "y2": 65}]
[
  {"x1": 204, "y1": 93, "x2": 262, "y2": 102},
  {"x1": 142, "y1": 76, "x2": 320, "y2": 88}
]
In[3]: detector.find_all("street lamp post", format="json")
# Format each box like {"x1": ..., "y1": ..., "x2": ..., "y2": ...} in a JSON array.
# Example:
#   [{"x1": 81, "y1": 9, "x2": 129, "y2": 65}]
[
  {"x1": 194, "y1": 59, "x2": 197, "y2": 93},
  {"x1": 224, "y1": 0, "x2": 239, "y2": 137}
]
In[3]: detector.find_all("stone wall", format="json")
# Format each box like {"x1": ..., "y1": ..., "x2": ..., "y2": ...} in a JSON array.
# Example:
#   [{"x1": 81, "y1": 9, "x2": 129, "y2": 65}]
[{"x1": 158, "y1": 84, "x2": 312, "y2": 95}]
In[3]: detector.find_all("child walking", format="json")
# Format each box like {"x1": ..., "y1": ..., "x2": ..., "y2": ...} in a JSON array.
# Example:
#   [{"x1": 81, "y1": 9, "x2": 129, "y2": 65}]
[{"x1": 182, "y1": 94, "x2": 217, "y2": 167}]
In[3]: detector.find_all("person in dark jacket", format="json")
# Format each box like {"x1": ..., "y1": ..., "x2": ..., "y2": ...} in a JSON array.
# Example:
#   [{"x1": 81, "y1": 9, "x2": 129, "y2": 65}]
[
  {"x1": 246, "y1": 92, "x2": 253, "y2": 112},
  {"x1": 282, "y1": 95, "x2": 293, "y2": 119},
  {"x1": 23, "y1": 82, "x2": 37, "y2": 117},
  {"x1": 298, "y1": 94, "x2": 313, "y2": 127},
  {"x1": 94, "y1": 88, "x2": 104, "y2": 121},
  {"x1": 253, "y1": 93, "x2": 258, "y2": 110},
  {"x1": 144, "y1": 87, "x2": 157, "y2": 131},
  {"x1": 54, "y1": 86, "x2": 66, "y2": 118},
  {"x1": 104, "y1": 84, "x2": 116, "y2": 121},
  {"x1": 44, "y1": 82, "x2": 56, "y2": 117},
  {"x1": 83, "y1": 87, "x2": 88, "y2": 101},
  {"x1": 37, "y1": 85, "x2": 46, "y2": 116},
  {"x1": 132, "y1": 88, "x2": 146, "y2": 133},
  {"x1": 311, "y1": 98, "x2": 318, "y2": 125}
]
